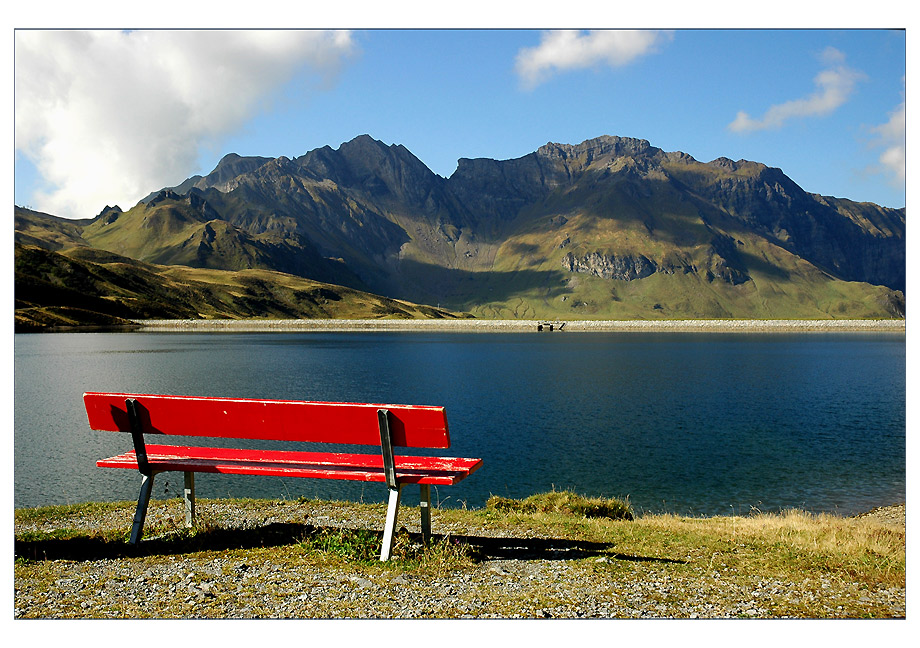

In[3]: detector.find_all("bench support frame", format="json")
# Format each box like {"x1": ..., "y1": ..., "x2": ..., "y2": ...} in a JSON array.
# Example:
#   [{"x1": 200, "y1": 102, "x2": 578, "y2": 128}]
[
  {"x1": 420, "y1": 483, "x2": 431, "y2": 544},
  {"x1": 127, "y1": 398, "x2": 152, "y2": 545},
  {"x1": 380, "y1": 485, "x2": 404, "y2": 560},
  {"x1": 184, "y1": 471, "x2": 196, "y2": 528},
  {"x1": 375, "y1": 409, "x2": 433, "y2": 559},
  {"x1": 130, "y1": 472, "x2": 154, "y2": 545}
]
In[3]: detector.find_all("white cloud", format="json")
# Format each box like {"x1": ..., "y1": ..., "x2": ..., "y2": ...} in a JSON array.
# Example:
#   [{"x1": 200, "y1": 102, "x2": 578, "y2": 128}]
[
  {"x1": 515, "y1": 30, "x2": 672, "y2": 90},
  {"x1": 729, "y1": 47, "x2": 866, "y2": 133},
  {"x1": 15, "y1": 30, "x2": 355, "y2": 219},
  {"x1": 869, "y1": 100, "x2": 905, "y2": 185}
]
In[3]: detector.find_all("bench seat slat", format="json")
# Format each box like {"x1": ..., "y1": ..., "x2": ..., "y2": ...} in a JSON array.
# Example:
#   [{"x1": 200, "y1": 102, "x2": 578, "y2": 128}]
[{"x1": 97, "y1": 445, "x2": 483, "y2": 486}]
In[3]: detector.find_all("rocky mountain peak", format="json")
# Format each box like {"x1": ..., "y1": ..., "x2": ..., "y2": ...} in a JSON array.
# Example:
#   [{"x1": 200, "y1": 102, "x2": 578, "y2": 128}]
[
  {"x1": 146, "y1": 189, "x2": 185, "y2": 206},
  {"x1": 710, "y1": 156, "x2": 741, "y2": 171},
  {"x1": 335, "y1": 135, "x2": 432, "y2": 177},
  {"x1": 196, "y1": 153, "x2": 273, "y2": 191},
  {"x1": 295, "y1": 135, "x2": 443, "y2": 210},
  {"x1": 144, "y1": 188, "x2": 221, "y2": 223},
  {"x1": 536, "y1": 136, "x2": 658, "y2": 164},
  {"x1": 95, "y1": 204, "x2": 123, "y2": 218}
]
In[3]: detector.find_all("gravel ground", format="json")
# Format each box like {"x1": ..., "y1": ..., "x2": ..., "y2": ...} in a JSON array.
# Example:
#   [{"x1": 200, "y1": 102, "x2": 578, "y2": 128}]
[
  {"x1": 853, "y1": 503, "x2": 905, "y2": 527},
  {"x1": 14, "y1": 500, "x2": 905, "y2": 620}
]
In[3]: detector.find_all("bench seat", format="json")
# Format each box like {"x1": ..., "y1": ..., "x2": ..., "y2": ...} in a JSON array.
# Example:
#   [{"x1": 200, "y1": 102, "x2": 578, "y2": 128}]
[{"x1": 98, "y1": 445, "x2": 482, "y2": 485}]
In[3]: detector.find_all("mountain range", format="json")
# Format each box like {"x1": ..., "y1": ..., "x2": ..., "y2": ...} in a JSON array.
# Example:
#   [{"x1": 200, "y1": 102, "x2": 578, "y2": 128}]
[{"x1": 15, "y1": 134, "x2": 906, "y2": 327}]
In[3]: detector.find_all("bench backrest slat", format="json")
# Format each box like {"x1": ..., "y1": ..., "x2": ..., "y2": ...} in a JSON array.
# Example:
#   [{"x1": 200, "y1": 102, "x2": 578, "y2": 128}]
[{"x1": 83, "y1": 392, "x2": 450, "y2": 449}]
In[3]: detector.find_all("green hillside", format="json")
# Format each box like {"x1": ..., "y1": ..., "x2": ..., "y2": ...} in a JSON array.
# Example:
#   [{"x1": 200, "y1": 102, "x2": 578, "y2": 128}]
[{"x1": 14, "y1": 243, "x2": 468, "y2": 331}]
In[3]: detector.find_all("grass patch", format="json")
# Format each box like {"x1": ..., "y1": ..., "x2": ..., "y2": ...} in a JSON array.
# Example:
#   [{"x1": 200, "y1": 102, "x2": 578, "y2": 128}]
[
  {"x1": 301, "y1": 527, "x2": 383, "y2": 561},
  {"x1": 13, "y1": 500, "x2": 127, "y2": 525},
  {"x1": 486, "y1": 490, "x2": 633, "y2": 520},
  {"x1": 597, "y1": 509, "x2": 905, "y2": 589},
  {"x1": 296, "y1": 526, "x2": 480, "y2": 571}
]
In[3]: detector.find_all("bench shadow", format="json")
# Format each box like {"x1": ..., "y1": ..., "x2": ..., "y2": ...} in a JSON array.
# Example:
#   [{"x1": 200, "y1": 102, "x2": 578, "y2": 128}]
[
  {"x1": 15, "y1": 523, "x2": 685, "y2": 565},
  {"x1": 447, "y1": 534, "x2": 687, "y2": 564},
  {"x1": 15, "y1": 522, "x2": 319, "y2": 562}
]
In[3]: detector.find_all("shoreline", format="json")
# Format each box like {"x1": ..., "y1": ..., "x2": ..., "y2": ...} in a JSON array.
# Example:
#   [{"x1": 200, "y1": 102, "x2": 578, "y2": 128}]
[
  {"x1": 13, "y1": 498, "x2": 905, "y2": 523},
  {"x1": 134, "y1": 318, "x2": 906, "y2": 333}
]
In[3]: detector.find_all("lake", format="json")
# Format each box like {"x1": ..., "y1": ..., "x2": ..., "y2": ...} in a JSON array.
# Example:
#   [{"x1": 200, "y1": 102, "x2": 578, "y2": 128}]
[{"x1": 13, "y1": 330, "x2": 905, "y2": 517}]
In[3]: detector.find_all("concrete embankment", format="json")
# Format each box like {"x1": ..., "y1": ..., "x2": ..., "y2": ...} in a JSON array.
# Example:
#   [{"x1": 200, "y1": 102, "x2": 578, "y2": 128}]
[{"x1": 135, "y1": 318, "x2": 906, "y2": 333}]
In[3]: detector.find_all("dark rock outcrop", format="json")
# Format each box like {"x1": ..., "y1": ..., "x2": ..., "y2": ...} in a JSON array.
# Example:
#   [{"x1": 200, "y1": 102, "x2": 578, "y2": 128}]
[{"x1": 562, "y1": 252, "x2": 658, "y2": 281}]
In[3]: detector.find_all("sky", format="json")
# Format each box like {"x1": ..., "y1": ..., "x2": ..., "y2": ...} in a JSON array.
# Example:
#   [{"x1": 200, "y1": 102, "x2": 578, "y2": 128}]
[{"x1": 10, "y1": 5, "x2": 910, "y2": 221}]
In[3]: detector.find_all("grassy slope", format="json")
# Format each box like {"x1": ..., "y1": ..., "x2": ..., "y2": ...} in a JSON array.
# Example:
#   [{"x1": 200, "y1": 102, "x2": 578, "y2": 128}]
[
  {"x1": 14, "y1": 208, "x2": 93, "y2": 250},
  {"x1": 14, "y1": 244, "x2": 468, "y2": 331}
]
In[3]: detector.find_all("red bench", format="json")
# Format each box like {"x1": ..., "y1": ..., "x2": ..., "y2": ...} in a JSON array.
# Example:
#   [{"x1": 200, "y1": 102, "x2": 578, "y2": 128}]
[{"x1": 83, "y1": 392, "x2": 483, "y2": 560}]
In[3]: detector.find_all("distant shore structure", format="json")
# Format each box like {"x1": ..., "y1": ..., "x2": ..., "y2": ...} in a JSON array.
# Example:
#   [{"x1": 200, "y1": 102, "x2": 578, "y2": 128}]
[{"x1": 135, "y1": 319, "x2": 905, "y2": 333}]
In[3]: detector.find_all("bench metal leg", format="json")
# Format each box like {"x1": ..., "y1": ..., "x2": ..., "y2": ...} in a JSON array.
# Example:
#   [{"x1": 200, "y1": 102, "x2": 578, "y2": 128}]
[
  {"x1": 420, "y1": 484, "x2": 431, "y2": 545},
  {"x1": 130, "y1": 473, "x2": 155, "y2": 545},
  {"x1": 380, "y1": 485, "x2": 404, "y2": 561},
  {"x1": 183, "y1": 471, "x2": 196, "y2": 528}
]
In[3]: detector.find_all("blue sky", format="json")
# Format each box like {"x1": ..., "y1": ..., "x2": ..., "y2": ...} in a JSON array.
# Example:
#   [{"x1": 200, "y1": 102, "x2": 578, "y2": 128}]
[{"x1": 13, "y1": 19, "x2": 908, "y2": 219}]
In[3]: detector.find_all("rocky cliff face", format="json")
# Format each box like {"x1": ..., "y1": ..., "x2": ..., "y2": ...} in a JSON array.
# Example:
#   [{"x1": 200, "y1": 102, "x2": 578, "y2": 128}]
[
  {"x1": 446, "y1": 136, "x2": 665, "y2": 225},
  {"x1": 561, "y1": 240, "x2": 752, "y2": 287},
  {"x1": 562, "y1": 252, "x2": 659, "y2": 281},
  {"x1": 670, "y1": 162, "x2": 905, "y2": 291}
]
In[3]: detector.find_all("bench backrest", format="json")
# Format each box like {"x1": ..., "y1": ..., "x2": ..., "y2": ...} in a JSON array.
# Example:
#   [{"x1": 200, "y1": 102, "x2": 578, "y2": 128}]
[{"x1": 83, "y1": 392, "x2": 451, "y2": 449}]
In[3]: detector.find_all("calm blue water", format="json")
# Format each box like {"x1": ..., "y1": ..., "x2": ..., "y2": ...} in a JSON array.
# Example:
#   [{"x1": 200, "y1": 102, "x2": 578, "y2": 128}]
[{"x1": 13, "y1": 330, "x2": 905, "y2": 516}]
